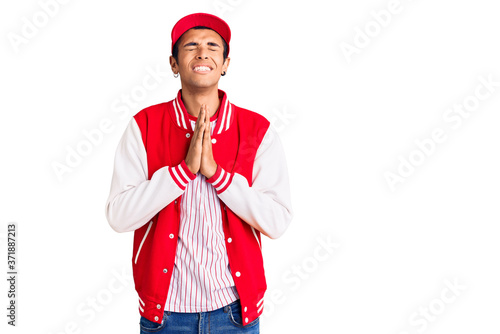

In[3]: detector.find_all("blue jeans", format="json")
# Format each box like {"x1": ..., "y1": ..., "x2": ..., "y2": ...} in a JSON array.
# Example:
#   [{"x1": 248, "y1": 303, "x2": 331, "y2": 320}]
[{"x1": 139, "y1": 299, "x2": 260, "y2": 333}]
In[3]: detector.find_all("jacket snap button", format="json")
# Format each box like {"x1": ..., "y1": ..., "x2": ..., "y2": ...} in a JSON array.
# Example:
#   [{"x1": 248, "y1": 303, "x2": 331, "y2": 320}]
[
  {"x1": 211, "y1": 138, "x2": 217, "y2": 144},
  {"x1": 245, "y1": 317, "x2": 249, "y2": 323},
  {"x1": 227, "y1": 238, "x2": 232, "y2": 243},
  {"x1": 155, "y1": 316, "x2": 159, "y2": 321},
  {"x1": 157, "y1": 304, "x2": 161, "y2": 309},
  {"x1": 163, "y1": 268, "x2": 168, "y2": 273},
  {"x1": 235, "y1": 271, "x2": 241, "y2": 277},
  {"x1": 244, "y1": 306, "x2": 247, "y2": 312},
  {"x1": 186, "y1": 133, "x2": 191, "y2": 138},
  {"x1": 169, "y1": 233, "x2": 174, "y2": 239}
]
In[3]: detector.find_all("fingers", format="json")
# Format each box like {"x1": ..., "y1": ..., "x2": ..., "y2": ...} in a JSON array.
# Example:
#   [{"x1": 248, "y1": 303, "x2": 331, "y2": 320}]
[
  {"x1": 193, "y1": 105, "x2": 205, "y2": 143},
  {"x1": 190, "y1": 104, "x2": 214, "y2": 145},
  {"x1": 204, "y1": 105, "x2": 211, "y2": 140},
  {"x1": 196, "y1": 105, "x2": 205, "y2": 127}
]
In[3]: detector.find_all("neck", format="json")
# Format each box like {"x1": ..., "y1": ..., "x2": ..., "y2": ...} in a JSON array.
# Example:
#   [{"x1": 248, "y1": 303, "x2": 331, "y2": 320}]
[{"x1": 180, "y1": 85, "x2": 220, "y2": 118}]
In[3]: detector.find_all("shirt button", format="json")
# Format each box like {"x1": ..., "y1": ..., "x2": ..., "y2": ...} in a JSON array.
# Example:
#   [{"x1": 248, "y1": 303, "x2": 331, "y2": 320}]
[
  {"x1": 245, "y1": 317, "x2": 249, "y2": 323},
  {"x1": 235, "y1": 271, "x2": 241, "y2": 277},
  {"x1": 211, "y1": 138, "x2": 217, "y2": 144},
  {"x1": 244, "y1": 306, "x2": 247, "y2": 312},
  {"x1": 157, "y1": 304, "x2": 161, "y2": 309},
  {"x1": 155, "y1": 316, "x2": 159, "y2": 321},
  {"x1": 163, "y1": 268, "x2": 168, "y2": 273},
  {"x1": 186, "y1": 133, "x2": 191, "y2": 138},
  {"x1": 227, "y1": 238, "x2": 232, "y2": 243},
  {"x1": 169, "y1": 233, "x2": 174, "y2": 239}
]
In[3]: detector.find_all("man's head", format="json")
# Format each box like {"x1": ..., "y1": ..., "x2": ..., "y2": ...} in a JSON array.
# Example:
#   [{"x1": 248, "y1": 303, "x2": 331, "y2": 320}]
[
  {"x1": 172, "y1": 26, "x2": 228, "y2": 65},
  {"x1": 169, "y1": 13, "x2": 231, "y2": 90}
]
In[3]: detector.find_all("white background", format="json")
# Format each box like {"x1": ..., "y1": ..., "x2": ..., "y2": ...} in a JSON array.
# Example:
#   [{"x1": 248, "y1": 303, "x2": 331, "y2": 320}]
[{"x1": 1, "y1": 0, "x2": 500, "y2": 333}]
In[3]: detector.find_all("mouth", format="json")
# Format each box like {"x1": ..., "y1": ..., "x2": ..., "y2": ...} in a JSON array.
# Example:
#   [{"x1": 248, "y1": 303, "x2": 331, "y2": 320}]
[{"x1": 192, "y1": 65, "x2": 213, "y2": 73}]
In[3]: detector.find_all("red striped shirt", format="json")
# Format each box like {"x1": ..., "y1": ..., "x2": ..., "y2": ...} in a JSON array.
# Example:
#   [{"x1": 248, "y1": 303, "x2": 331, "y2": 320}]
[{"x1": 164, "y1": 118, "x2": 239, "y2": 312}]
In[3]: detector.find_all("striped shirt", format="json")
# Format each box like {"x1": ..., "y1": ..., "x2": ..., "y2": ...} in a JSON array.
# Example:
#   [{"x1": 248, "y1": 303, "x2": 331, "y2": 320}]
[{"x1": 164, "y1": 117, "x2": 239, "y2": 312}]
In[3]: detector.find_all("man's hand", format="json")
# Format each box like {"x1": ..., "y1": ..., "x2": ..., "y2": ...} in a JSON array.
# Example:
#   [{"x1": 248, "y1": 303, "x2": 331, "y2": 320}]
[
  {"x1": 185, "y1": 105, "x2": 205, "y2": 174},
  {"x1": 200, "y1": 104, "x2": 218, "y2": 179},
  {"x1": 185, "y1": 104, "x2": 218, "y2": 178}
]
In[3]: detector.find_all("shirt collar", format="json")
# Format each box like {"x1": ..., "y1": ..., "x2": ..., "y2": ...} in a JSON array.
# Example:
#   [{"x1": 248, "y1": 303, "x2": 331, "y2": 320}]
[{"x1": 172, "y1": 89, "x2": 234, "y2": 135}]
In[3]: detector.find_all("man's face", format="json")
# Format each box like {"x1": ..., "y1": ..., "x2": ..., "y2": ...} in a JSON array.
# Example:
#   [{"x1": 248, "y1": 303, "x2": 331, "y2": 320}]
[{"x1": 170, "y1": 28, "x2": 230, "y2": 90}]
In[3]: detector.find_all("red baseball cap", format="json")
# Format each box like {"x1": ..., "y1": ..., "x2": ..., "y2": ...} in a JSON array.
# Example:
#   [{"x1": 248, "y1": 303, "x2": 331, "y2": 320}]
[{"x1": 171, "y1": 13, "x2": 231, "y2": 56}]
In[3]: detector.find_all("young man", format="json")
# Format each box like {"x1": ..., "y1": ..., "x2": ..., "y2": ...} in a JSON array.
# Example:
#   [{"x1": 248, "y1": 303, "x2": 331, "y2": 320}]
[{"x1": 105, "y1": 13, "x2": 293, "y2": 333}]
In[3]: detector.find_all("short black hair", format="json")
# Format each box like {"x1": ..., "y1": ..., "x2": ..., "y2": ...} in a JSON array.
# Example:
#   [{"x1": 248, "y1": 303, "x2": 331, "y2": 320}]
[{"x1": 172, "y1": 26, "x2": 228, "y2": 64}]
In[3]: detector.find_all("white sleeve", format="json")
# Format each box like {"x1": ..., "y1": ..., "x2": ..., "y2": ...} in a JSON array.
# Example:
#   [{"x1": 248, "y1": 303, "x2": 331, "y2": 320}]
[
  {"x1": 207, "y1": 125, "x2": 293, "y2": 239},
  {"x1": 104, "y1": 118, "x2": 195, "y2": 233}
]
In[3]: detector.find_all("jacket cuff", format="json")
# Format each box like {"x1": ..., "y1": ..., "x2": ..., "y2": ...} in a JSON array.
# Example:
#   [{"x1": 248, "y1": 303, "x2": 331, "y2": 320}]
[
  {"x1": 168, "y1": 160, "x2": 196, "y2": 190},
  {"x1": 206, "y1": 165, "x2": 232, "y2": 194}
]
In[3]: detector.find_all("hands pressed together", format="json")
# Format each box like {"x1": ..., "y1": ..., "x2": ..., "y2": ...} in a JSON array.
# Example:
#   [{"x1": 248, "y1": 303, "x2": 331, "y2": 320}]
[{"x1": 185, "y1": 104, "x2": 218, "y2": 179}]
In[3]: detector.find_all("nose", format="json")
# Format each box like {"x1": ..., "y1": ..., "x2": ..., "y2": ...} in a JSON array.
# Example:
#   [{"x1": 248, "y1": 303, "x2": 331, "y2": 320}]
[{"x1": 196, "y1": 46, "x2": 209, "y2": 59}]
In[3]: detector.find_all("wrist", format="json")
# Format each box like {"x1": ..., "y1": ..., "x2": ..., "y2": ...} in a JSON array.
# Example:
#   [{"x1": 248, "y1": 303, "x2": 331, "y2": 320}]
[
  {"x1": 204, "y1": 162, "x2": 218, "y2": 179},
  {"x1": 206, "y1": 165, "x2": 233, "y2": 194},
  {"x1": 169, "y1": 160, "x2": 197, "y2": 190}
]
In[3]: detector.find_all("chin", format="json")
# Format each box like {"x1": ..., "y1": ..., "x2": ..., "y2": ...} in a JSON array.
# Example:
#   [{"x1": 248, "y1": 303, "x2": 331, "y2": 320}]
[{"x1": 186, "y1": 77, "x2": 218, "y2": 89}]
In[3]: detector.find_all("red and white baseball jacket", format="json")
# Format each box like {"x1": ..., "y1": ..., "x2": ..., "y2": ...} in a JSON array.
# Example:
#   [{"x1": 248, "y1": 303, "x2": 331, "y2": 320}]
[{"x1": 105, "y1": 89, "x2": 293, "y2": 326}]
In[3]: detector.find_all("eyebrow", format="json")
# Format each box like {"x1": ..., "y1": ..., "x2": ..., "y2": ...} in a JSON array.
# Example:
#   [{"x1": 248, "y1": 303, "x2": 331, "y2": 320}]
[{"x1": 183, "y1": 41, "x2": 221, "y2": 48}]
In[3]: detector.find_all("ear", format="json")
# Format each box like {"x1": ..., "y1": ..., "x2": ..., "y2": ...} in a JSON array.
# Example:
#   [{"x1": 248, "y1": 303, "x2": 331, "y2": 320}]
[
  {"x1": 169, "y1": 56, "x2": 178, "y2": 74},
  {"x1": 222, "y1": 56, "x2": 230, "y2": 74}
]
